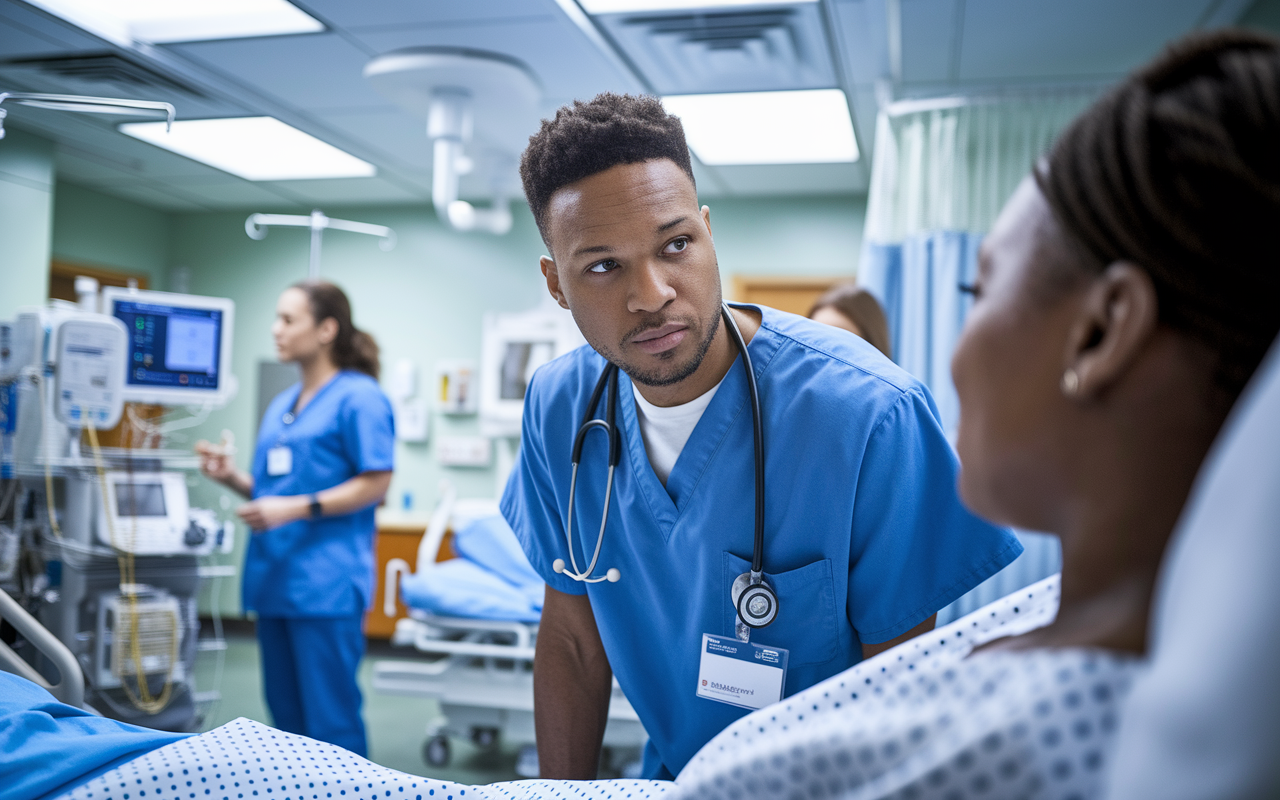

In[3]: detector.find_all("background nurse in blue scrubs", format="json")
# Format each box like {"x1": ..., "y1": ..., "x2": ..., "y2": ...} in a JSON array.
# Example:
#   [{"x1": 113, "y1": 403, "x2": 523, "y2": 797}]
[{"x1": 195, "y1": 280, "x2": 394, "y2": 757}]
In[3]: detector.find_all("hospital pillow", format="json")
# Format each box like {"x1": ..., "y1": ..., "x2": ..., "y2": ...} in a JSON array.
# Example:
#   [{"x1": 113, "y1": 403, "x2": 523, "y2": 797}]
[
  {"x1": 399, "y1": 558, "x2": 541, "y2": 623},
  {"x1": 451, "y1": 514, "x2": 544, "y2": 600}
]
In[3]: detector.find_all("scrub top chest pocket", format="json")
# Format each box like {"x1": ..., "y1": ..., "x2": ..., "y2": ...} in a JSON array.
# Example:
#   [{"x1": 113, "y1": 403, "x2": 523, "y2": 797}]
[{"x1": 721, "y1": 552, "x2": 839, "y2": 668}]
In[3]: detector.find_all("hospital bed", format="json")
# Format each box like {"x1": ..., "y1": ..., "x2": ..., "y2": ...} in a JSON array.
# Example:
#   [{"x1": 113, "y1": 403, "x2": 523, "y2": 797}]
[{"x1": 373, "y1": 485, "x2": 646, "y2": 775}]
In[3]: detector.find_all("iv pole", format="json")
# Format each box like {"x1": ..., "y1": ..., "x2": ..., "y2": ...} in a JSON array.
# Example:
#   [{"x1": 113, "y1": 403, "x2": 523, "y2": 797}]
[{"x1": 245, "y1": 210, "x2": 397, "y2": 279}]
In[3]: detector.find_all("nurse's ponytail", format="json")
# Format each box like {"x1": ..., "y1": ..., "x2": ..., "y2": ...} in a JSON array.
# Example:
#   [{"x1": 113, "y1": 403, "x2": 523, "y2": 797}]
[{"x1": 293, "y1": 280, "x2": 381, "y2": 380}]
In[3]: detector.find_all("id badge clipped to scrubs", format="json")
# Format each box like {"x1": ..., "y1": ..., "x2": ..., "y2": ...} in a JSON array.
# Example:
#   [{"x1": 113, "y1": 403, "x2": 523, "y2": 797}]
[
  {"x1": 696, "y1": 633, "x2": 789, "y2": 710},
  {"x1": 267, "y1": 446, "x2": 293, "y2": 476}
]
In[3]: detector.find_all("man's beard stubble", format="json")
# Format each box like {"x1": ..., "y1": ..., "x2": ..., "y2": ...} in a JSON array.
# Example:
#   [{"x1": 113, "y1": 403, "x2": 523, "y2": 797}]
[{"x1": 598, "y1": 303, "x2": 722, "y2": 388}]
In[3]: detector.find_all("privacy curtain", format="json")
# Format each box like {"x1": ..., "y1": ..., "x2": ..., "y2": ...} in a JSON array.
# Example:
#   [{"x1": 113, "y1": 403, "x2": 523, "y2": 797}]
[{"x1": 857, "y1": 94, "x2": 1094, "y2": 620}]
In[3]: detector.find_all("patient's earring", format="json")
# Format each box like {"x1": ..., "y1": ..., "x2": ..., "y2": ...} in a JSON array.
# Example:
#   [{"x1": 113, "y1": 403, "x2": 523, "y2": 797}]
[{"x1": 1061, "y1": 368, "x2": 1080, "y2": 396}]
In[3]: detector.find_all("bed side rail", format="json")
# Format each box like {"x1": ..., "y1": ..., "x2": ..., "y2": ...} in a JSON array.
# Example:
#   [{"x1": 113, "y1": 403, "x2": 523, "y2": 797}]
[{"x1": 0, "y1": 586, "x2": 84, "y2": 707}]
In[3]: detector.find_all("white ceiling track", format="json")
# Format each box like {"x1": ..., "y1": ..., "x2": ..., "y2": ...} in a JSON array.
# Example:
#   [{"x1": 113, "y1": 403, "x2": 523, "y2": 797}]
[
  {"x1": 0, "y1": 91, "x2": 173, "y2": 140},
  {"x1": 364, "y1": 49, "x2": 542, "y2": 236},
  {"x1": 245, "y1": 210, "x2": 396, "y2": 280}
]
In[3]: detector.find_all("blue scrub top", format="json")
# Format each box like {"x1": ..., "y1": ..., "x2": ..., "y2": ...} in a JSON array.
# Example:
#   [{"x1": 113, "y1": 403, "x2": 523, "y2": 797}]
[
  {"x1": 501, "y1": 306, "x2": 1022, "y2": 778},
  {"x1": 243, "y1": 370, "x2": 395, "y2": 618},
  {"x1": 0, "y1": 673, "x2": 187, "y2": 800}
]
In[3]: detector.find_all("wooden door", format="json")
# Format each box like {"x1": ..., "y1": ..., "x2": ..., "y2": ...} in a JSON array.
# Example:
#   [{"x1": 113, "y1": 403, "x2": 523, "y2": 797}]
[{"x1": 730, "y1": 276, "x2": 848, "y2": 316}]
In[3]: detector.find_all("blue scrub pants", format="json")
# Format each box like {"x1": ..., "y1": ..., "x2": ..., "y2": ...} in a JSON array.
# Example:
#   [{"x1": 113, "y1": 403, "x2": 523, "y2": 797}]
[{"x1": 256, "y1": 615, "x2": 368, "y2": 757}]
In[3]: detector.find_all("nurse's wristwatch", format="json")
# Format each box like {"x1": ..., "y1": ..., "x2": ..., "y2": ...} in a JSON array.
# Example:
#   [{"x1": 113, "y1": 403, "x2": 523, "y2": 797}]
[{"x1": 308, "y1": 495, "x2": 323, "y2": 518}]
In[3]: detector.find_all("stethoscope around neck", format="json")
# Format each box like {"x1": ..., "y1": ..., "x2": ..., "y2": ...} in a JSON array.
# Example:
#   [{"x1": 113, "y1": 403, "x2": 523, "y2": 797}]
[{"x1": 552, "y1": 302, "x2": 779, "y2": 633}]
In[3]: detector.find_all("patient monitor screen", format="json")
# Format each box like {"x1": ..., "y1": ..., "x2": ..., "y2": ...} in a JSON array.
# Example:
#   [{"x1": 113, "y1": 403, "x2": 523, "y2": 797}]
[
  {"x1": 114, "y1": 482, "x2": 167, "y2": 518},
  {"x1": 113, "y1": 300, "x2": 223, "y2": 391}
]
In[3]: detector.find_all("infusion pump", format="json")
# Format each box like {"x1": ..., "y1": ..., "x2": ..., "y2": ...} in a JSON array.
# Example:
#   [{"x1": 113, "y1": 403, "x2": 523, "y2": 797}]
[{"x1": 97, "y1": 471, "x2": 231, "y2": 556}]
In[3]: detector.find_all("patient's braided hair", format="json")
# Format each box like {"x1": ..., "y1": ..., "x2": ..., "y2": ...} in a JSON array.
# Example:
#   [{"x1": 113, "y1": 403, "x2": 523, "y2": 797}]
[
  {"x1": 1038, "y1": 29, "x2": 1280, "y2": 398},
  {"x1": 521, "y1": 92, "x2": 695, "y2": 249}
]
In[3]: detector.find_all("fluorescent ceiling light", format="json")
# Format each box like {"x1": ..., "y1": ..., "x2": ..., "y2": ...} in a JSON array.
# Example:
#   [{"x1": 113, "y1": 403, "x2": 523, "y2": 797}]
[
  {"x1": 580, "y1": 0, "x2": 814, "y2": 11},
  {"x1": 119, "y1": 117, "x2": 376, "y2": 181},
  {"x1": 663, "y1": 89, "x2": 859, "y2": 166},
  {"x1": 23, "y1": 0, "x2": 322, "y2": 45}
]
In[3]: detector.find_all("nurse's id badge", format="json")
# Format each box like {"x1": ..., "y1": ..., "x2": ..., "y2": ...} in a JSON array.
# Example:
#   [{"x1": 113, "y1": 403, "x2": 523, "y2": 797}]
[
  {"x1": 267, "y1": 446, "x2": 293, "y2": 476},
  {"x1": 696, "y1": 633, "x2": 789, "y2": 710}
]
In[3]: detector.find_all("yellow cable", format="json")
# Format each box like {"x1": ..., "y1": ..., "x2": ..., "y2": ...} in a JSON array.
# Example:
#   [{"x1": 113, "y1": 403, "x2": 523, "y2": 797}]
[
  {"x1": 35, "y1": 373, "x2": 65, "y2": 542},
  {"x1": 86, "y1": 420, "x2": 176, "y2": 713}
]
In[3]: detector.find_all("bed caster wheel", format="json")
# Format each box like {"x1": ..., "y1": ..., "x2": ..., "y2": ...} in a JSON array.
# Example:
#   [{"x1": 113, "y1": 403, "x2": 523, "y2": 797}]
[
  {"x1": 423, "y1": 735, "x2": 450, "y2": 767},
  {"x1": 470, "y1": 726, "x2": 499, "y2": 750}
]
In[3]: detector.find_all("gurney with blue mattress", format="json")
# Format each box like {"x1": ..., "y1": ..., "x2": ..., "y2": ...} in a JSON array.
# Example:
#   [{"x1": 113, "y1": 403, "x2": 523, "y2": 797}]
[{"x1": 373, "y1": 485, "x2": 645, "y2": 775}]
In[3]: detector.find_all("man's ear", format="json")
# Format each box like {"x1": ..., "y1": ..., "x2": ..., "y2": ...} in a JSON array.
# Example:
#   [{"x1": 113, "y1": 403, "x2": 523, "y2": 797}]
[
  {"x1": 701, "y1": 205, "x2": 713, "y2": 240},
  {"x1": 1062, "y1": 262, "x2": 1159, "y2": 398},
  {"x1": 540, "y1": 256, "x2": 569, "y2": 309}
]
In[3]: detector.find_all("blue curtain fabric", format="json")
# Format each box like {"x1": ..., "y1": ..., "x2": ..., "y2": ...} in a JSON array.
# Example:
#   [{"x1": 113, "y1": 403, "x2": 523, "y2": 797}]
[
  {"x1": 857, "y1": 97, "x2": 1098, "y2": 621},
  {"x1": 861, "y1": 231, "x2": 980, "y2": 437}
]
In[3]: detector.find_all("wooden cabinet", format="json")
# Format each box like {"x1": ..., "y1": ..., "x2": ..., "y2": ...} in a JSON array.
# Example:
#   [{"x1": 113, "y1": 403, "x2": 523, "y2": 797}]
[{"x1": 365, "y1": 519, "x2": 457, "y2": 640}]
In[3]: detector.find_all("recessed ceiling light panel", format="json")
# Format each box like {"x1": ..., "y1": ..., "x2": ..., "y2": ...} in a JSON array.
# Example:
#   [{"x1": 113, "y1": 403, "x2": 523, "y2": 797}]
[
  {"x1": 580, "y1": 0, "x2": 815, "y2": 12},
  {"x1": 662, "y1": 89, "x2": 859, "y2": 166},
  {"x1": 119, "y1": 117, "x2": 376, "y2": 181},
  {"x1": 24, "y1": 0, "x2": 323, "y2": 44}
]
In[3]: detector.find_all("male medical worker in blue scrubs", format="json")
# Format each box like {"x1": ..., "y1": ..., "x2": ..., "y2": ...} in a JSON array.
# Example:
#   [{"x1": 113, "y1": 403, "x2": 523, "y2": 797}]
[{"x1": 502, "y1": 94, "x2": 1022, "y2": 780}]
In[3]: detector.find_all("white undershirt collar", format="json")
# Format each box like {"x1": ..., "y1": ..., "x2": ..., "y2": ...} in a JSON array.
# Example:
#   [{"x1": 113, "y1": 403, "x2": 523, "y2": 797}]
[{"x1": 631, "y1": 375, "x2": 725, "y2": 486}]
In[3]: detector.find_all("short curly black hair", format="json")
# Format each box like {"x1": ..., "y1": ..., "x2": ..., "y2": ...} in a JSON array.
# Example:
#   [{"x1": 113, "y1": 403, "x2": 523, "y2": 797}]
[{"x1": 520, "y1": 92, "x2": 695, "y2": 248}]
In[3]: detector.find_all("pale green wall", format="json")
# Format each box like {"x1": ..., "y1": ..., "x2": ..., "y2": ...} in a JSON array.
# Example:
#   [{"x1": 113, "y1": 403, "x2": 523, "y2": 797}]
[
  {"x1": 44, "y1": 186, "x2": 865, "y2": 616},
  {"x1": 0, "y1": 130, "x2": 55, "y2": 319},
  {"x1": 709, "y1": 196, "x2": 863, "y2": 277},
  {"x1": 51, "y1": 183, "x2": 173, "y2": 289}
]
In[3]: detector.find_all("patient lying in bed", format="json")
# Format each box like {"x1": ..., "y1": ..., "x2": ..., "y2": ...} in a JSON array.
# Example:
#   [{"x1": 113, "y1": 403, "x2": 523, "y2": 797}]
[{"x1": 6, "y1": 574, "x2": 1135, "y2": 800}]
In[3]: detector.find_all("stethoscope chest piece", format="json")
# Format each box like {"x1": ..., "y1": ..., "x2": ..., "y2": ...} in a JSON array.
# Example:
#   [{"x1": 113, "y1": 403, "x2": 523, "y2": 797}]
[{"x1": 732, "y1": 571, "x2": 779, "y2": 628}]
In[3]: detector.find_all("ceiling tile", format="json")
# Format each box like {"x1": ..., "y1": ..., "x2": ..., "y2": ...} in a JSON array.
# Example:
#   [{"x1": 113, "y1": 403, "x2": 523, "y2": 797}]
[
  {"x1": 0, "y1": 0, "x2": 105, "y2": 58},
  {"x1": 165, "y1": 33, "x2": 391, "y2": 113},
  {"x1": 828, "y1": 0, "x2": 890, "y2": 86},
  {"x1": 901, "y1": 0, "x2": 959, "y2": 84},
  {"x1": 957, "y1": 0, "x2": 1213, "y2": 82},
  {"x1": 313, "y1": 107, "x2": 432, "y2": 170},
  {"x1": 296, "y1": 0, "x2": 553, "y2": 31}
]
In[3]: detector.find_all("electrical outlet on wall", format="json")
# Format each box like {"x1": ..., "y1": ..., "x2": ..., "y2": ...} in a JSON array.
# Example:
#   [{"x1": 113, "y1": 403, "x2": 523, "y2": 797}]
[{"x1": 436, "y1": 435, "x2": 491, "y2": 468}]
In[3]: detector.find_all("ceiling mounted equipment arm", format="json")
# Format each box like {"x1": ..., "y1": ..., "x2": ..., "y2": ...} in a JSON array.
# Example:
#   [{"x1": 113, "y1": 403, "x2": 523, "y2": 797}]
[
  {"x1": 364, "y1": 49, "x2": 542, "y2": 237},
  {"x1": 0, "y1": 92, "x2": 174, "y2": 140},
  {"x1": 245, "y1": 209, "x2": 396, "y2": 279}
]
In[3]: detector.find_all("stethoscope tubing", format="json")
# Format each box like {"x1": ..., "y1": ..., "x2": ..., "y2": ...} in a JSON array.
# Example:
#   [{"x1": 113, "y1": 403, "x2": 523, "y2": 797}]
[
  {"x1": 562, "y1": 302, "x2": 765, "y2": 590},
  {"x1": 562, "y1": 364, "x2": 620, "y2": 582},
  {"x1": 721, "y1": 304, "x2": 766, "y2": 577}
]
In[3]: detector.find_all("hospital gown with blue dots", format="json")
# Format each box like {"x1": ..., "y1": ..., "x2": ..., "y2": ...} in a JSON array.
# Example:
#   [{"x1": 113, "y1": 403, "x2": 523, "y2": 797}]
[
  {"x1": 671, "y1": 574, "x2": 1141, "y2": 799},
  {"x1": 51, "y1": 719, "x2": 670, "y2": 800},
  {"x1": 36, "y1": 574, "x2": 1140, "y2": 800}
]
